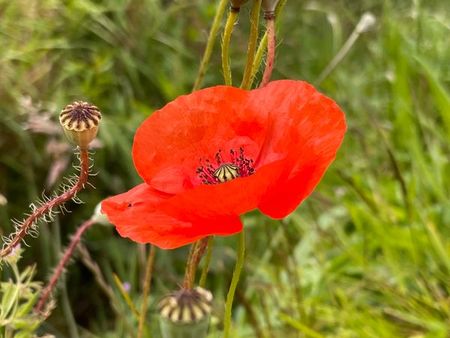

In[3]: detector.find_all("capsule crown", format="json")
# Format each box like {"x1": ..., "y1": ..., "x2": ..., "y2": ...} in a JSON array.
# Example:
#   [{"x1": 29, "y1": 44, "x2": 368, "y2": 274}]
[
  {"x1": 59, "y1": 101, "x2": 101, "y2": 149},
  {"x1": 158, "y1": 287, "x2": 213, "y2": 324}
]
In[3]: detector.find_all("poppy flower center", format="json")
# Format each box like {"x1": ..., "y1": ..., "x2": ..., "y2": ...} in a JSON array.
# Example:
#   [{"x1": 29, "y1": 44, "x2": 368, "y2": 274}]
[{"x1": 196, "y1": 147, "x2": 255, "y2": 185}]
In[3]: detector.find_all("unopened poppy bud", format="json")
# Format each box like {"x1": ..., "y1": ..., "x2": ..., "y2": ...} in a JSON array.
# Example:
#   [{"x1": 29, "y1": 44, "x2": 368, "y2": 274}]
[
  {"x1": 158, "y1": 287, "x2": 213, "y2": 338},
  {"x1": 262, "y1": 0, "x2": 279, "y2": 19},
  {"x1": 230, "y1": 0, "x2": 248, "y2": 11},
  {"x1": 59, "y1": 101, "x2": 101, "y2": 150}
]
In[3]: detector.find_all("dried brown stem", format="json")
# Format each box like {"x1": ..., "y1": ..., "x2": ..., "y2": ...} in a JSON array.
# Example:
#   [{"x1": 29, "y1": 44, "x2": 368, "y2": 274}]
[
  {"x1": 35, "y1": 217, "x2": 95, "y2": 314},
  {"x1": 1, "y1": 149, "x2": 90, "y2": 258},
  {"x1": 77, "y1": 242, "x2": 119, "y2": 311},
  {"x1": 137, "y1": 245, "x2": 156, "y2": 338}
]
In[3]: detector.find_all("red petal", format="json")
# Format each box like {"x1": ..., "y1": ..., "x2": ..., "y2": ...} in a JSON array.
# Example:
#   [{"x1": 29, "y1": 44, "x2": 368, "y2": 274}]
[
  {"x1": 153, "y1": 81, "x2": 346, "y2": 219},
  {"x1": 132, "y1": 86, "x2": 269, "y2": 194},
  {"x1": 256, "y1": 80, "x2": 347, "y2": 217},
  {"x1": 101, "y1": 183, "x2": 242, "y2": 249}
]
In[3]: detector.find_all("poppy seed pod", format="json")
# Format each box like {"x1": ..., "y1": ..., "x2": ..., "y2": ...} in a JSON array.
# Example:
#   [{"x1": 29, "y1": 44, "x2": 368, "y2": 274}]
[
  {"x1": 262, "y1": 0, "x2": 279, "y2": 18},
  {"x1": 158, "y1": 287, "x2": 213, "y2": 338},
  {"x1": 59, "y1": 101, "x2": 101, "y2": 150},
  {"x1": 230, "y1": 0, "x2": 248, "y2": 11}
]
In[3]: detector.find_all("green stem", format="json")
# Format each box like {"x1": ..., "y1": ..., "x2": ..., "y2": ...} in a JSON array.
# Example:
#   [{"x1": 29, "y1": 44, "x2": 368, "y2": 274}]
[
  {"x1": 137, "y1": 245, "x2": 156, "y2": 338},
  {"x1": 199, "y1": 237, "x2": 214, "y2": 287},
  {"x1": 251, "y1": 30, "x2": 268, "y2": 83},
  {"x1": 240, "y1": 0, "x2": 262, "y2": 89},
  {"x1": 222, "y1": 8, "x2": 240, "y2": 85},
  {"x1": 192, "y1": 0, "x2": 229, "y2": 91},
  {"x1": 53, "y1": 219, "x2": 79, "y2": 338},
  {"x1": 223, "y1": 231, "x2": 246, "y2": 338},
  {"x1": 260, "y1": 17, "x2": 276, "y2": 87}
]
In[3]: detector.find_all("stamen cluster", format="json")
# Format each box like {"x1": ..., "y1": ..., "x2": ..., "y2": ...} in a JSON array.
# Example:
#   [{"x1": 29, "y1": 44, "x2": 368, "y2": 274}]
[{"x1": 196, "y1": 147, "x2": 255, "y2": 184}]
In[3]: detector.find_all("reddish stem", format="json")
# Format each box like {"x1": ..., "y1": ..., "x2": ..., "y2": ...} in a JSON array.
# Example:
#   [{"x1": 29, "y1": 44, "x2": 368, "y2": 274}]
[
  {"x1": 182, "y1": 237, "x2": 209, "y2": 289},
  {"x1": 35, "y1": 218, "x2": 95, "y2": 314},
  {"x1": 0, "y1": 149, "x2": 90, "y2": 258},
  {"x1": 260, "y1": 18, "x2": 276, "y2": 87}
]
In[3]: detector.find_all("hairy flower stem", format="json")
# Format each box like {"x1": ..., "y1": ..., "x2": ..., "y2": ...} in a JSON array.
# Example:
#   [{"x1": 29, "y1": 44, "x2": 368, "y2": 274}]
[
  {"x1": 0, "y1": 149, "x2": 90, "y2": 258},
  {"x1": 251, "y1": 0, "x2": 286, "y2": 85},
  {"x1": 260, "y1": 16, "x2": 276, "y2": 87},
  {"x1": 223, "y1": 231, "x2": 246, "y2": 338},
  {"x1": 192, "y1": 0, "x2": 229, "y2": 91},
  {"x1": 183, "y1": 237, "x2": 209, "y2": 289},
  {"x1": 222, "y1": 7, "x2": 240, "y2": 85},
  {"x1": 199, "y1": 237, "x2": 214, "y2": 287},
  {"x1": 137, "y1": 245, "x2": 156, "y2": 338},
  {"x1": 35, "y1": 217, "x2": 95, "y2": 314},
  {"x1": 240, "y1": 0, "x2": 262, "y2": 90}
]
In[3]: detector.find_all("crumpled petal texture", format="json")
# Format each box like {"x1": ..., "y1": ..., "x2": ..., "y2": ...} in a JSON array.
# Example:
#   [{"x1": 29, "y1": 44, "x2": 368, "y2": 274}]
[{"x1": 102, "y1": 80, "x2": 346, "y2": 249}]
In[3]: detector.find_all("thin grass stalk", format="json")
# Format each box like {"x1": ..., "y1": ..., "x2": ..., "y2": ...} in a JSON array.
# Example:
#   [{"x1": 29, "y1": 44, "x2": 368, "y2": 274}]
[
  {"x1": 223, "y1": 231, "x2": 246, "y2": 338},
  {"x1": 314, "y1": 12, "x2": 376, "y2": 85},
  {"x1": 61, "y1": 275, "x2": 79, "y2": 338},
  {"x1": 52, "y1": 218, "x2": 79, "y2": 338},
  {"x1": 112, "y1": 273, "x2": 140, "y2": 320},
  {"x1": 222, "y1": 8, "x2": 240, "y2": 85},
  {"x1": 137, "y1": 245, "x2": 157, "y2": 338},
  {"x1": 77, "y1": 243, "x2": 121, "y2": 315},
  {"x1": 192, "y1": 0, "x2": 229, "y2": 91},
  {"x1": 240, "y1": 0, "x2": 262, "y2": 89}
]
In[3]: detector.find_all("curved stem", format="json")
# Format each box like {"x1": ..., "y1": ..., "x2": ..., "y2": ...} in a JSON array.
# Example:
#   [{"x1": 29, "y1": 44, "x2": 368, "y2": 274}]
[
  {"x1": 240, "y1": 0, "x2": 262, "y2": 90},
  {"x1": 199, "y1": 237, "x2": 214, "y2": 287},
  {"x1": 192, "y1": 0, "x2": 229, "y2": 91},
  {"x1": 223, "y1": 231, "x2": 246, "y2": 338},
  {"x1": 222, "y1": 8, "x2": 240, "y2": 86},
  {"x1": 137, "y1": 245, "x2": 156, "y2": 338},
  {"x1": 35, "y1": 217, "x2": 95, "y2": 314},
  {"x1": 1, "y1": 149, "x2": 90, "y2": 258},
  {"x1": 260, "y1": 18, "x2": 276, "y2": 87},
  {"x1": 251, "y1": 30, "x2": 268, "y2": 83}
]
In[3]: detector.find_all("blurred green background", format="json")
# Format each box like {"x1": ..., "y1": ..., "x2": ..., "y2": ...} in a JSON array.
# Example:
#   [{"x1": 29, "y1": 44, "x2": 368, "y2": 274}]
[{"x1": 0, "y1": 0, "x2": 449, "y2": 337}]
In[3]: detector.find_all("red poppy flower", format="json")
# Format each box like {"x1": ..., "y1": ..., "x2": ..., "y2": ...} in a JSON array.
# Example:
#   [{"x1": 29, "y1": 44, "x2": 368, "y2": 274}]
[{"x1": 102, "y1": 80, "x2": 346, "y2": 249}]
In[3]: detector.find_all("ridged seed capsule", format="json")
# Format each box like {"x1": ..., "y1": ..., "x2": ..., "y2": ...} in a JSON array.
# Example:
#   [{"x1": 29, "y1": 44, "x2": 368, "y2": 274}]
[
  {"x1": 59, "y1": 101, "x2": 101, "y2": 150},
  {"x1": 158, "y1": 287, "x2": 213, "y2": 338}
]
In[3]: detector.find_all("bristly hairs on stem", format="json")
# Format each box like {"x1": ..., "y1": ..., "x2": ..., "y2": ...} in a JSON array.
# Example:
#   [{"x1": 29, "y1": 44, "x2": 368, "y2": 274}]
[
  {"x1": 34, "y1": 217, "x2": 96, "y2": 314},
  {"x1": 259, "y1": 0, "x2": 280, "y2": 87},
  {"x1": 250, "y1": 0, "x2": 286, "y2": 86},
  {"x1": 0, "y1": 101, "x2": 101, "y2": 260},
  {"x1": 240, "y1": 0, "x2": 262, "y2": 90}
]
